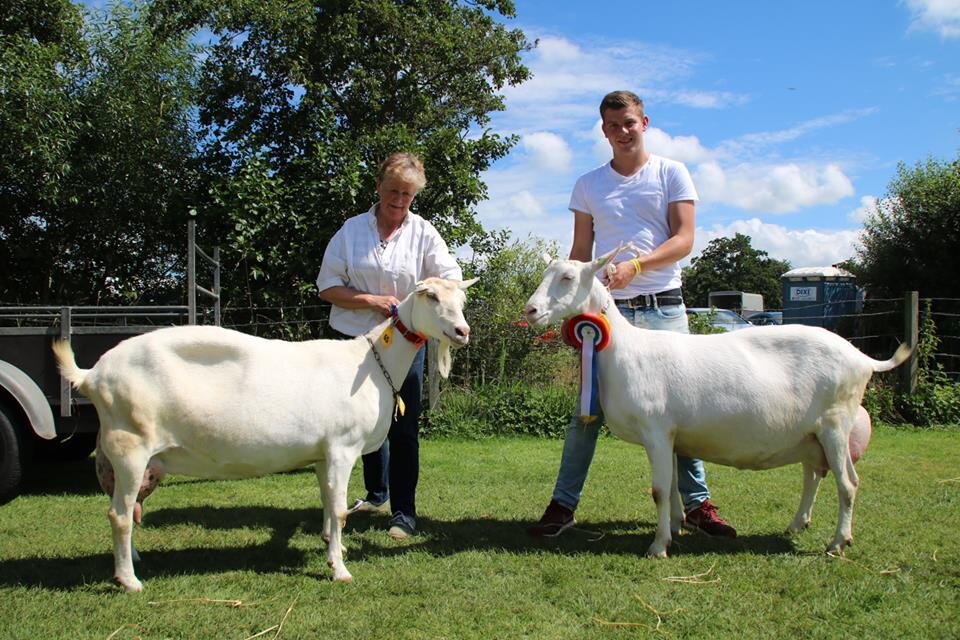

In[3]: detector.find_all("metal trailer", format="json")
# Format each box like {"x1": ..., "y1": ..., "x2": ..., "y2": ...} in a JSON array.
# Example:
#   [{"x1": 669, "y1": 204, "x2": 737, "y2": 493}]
[{"x1": 0, "y1": 221, "x2": 219, "y2": 503}]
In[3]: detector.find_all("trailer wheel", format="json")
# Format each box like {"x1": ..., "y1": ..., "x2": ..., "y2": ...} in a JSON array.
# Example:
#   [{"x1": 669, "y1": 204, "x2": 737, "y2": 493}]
[{"x1": 0, "y1": 405, "x2": 30, "y2": 504}]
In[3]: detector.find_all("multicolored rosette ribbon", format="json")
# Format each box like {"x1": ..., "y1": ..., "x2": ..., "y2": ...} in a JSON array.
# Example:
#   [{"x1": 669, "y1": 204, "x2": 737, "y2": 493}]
[{"x1": 561, "y1": 313, "x2": 612, "y2": 423}]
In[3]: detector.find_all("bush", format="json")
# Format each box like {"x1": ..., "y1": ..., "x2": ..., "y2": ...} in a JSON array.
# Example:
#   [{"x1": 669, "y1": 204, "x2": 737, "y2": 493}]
[
  {"x1": 425, "y1": 382, "x2": 576, "y2": 439},
  {"x1": 864, "y1": 302, "x2": 960, "y2": 427}
]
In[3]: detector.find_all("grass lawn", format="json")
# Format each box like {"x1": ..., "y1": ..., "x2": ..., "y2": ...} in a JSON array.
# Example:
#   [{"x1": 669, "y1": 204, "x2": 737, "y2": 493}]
[{"x1": 0, "y1": 425, "x2": 957, "y2": 639}]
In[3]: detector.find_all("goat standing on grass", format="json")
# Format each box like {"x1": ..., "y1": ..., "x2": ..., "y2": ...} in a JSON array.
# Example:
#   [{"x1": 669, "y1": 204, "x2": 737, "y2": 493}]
[
  {"x1": 53, "y1": 277, "x2": 475, "y2": 592},
  {"x1": 524, "y1": 248, "x2": 909, "y2": 558}
]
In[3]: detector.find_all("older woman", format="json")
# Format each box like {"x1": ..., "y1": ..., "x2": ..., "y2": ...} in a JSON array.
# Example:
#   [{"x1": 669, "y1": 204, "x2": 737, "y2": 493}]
[{"x1": 316, "y1": 152, "x2": 462, "y2": 539}]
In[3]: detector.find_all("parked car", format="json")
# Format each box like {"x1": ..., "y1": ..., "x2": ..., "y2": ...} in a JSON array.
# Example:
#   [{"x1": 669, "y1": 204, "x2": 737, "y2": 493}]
[
  {"x1": 686, "y1": 307, "x2": 754, "y2": 332},
  {"x1": 745, "y1": 311, "x2": 783, "y2": 326}
]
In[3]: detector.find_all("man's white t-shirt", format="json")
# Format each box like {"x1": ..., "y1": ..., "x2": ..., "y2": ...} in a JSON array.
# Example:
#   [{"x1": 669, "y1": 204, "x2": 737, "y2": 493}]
[
  {"x1": 568, "y1": 154, "x2": 698, "y2": 298},
  {"x1": 316, "y1": 206, "x2": 463, "y2": 336}
]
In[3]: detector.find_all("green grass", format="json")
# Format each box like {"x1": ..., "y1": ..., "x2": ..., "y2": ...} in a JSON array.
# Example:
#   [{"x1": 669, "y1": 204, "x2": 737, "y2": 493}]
[{"x1": 1, "y1": 426, "x2": 958, "y2": 639}]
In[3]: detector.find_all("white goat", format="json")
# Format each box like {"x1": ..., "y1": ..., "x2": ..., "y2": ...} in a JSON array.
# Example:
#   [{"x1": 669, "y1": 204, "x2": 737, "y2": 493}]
[
  {"x1": 523, "y1": 249, "x2": 909, "y2": 558},
  {"x1": 53, "y1": 277, "x2": 475, "y2": 592}
]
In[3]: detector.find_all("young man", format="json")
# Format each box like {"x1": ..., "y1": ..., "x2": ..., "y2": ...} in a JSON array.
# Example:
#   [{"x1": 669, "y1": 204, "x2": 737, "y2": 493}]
[{"x1": 529, "y1": 90, "x2": 737, "y2": 539}]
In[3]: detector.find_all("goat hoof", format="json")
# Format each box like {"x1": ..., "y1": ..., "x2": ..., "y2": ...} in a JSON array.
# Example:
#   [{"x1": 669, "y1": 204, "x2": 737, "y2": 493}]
[
  {"x1": 332, "y1": 568, "x2": 353, "y2": 582},
  {"x1": 786, "y1": 521, "x2": 810, "y2": 535},
  {"x1": 114, "y1": 575, "x2": 144, "y2": 593},
  {"x1": 645, "y1": 544, "x2": 669, "y2": 559}
]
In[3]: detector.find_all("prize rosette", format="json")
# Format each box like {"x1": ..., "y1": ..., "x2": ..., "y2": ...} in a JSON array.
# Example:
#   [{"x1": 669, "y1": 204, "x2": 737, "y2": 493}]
[{"x1": 560, "y1": 313, "x2": 611, "y2": 423}]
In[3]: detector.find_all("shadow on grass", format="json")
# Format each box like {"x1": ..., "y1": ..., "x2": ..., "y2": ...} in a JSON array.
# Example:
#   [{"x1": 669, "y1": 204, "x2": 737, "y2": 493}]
[
  {"x1": 20, "y1": 458, "x2": 102, "y2": 497},
  {"x1": 0, "y1": 504, "x2": 796, "y2": 591}
]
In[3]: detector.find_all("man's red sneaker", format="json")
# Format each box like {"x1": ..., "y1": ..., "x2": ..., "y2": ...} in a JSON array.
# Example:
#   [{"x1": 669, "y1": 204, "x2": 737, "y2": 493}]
[
  {"x1": 528, "y1": 500, "x2": 575, "y2": 537},
  {"x1": 683, "y1": 499, "x2": 737, "y2": 538}
]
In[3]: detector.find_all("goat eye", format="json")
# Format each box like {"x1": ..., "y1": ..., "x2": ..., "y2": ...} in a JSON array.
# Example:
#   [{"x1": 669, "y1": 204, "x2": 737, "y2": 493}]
[
  {"x1": 561, "y1": 275, "x2": 574, "y2": 282},
  {"x1": 426, "y1": 291, "x2": 439, "y2": 301}
]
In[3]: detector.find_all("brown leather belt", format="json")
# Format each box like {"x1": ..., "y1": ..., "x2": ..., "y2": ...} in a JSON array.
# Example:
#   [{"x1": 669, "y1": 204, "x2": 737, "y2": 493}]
[{"x1": 615, "y1": 288, "x2": 684, "y2": 309}]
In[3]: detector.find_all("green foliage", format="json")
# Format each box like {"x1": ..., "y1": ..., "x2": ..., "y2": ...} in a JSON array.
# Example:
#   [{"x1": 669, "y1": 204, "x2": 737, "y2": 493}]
[
  {"x1": 864, "y1": 301, "x2": 960, "y2": 427},
  {"x1": 425, "y1": 382, "x2": 576, "y2": 438},
  {"x1": 454, "y1": 236, "x2": 566, "y2": 384},
  {"x1": 855, "y1": 153, "x2": 960, "y2": 299},
  {"x1": 686, "y1": 307, "x2": 726, "y2": 334},
  {"x1": 148, "y1": 0, "x2": 531, "y2": 331},
  {"x1": 683, "y1": 233, "x2": 792, "y2": 309},
  {"x1": 0, "y1": 0, "x2": 199, "y2": 304}
]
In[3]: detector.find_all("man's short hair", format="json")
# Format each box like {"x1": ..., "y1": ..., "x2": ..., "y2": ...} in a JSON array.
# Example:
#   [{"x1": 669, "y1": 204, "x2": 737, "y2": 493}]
[{"x1": 600, "y1": 91, "x2": 644, "y2": 120}]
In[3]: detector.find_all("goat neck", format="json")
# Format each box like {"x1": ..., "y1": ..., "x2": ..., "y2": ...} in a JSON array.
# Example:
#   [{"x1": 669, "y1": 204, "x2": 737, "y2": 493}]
[{"x1": 365, "y1": 294, "x2": 425, "y2": 387}]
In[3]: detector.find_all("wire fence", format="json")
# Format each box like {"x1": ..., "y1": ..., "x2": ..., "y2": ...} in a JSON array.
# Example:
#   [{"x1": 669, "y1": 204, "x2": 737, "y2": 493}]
[{"x1": 2, "y1": 295, "x2": 958, "y2": 391}]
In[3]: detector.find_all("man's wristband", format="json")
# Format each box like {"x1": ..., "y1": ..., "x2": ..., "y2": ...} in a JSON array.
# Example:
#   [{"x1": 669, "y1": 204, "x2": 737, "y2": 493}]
[{"x1": 630, "y1": 257, "x2": 642, "y2": 275}]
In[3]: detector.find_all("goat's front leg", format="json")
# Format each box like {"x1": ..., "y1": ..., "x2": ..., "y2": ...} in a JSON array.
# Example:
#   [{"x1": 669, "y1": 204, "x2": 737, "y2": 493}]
[
  {"x1": 643, "y1": 435, "x2": 675, "y2": 558},
  {"x1": 787, "y1": 462, "x2": 824, "y2": 534},
  {"x1": 322, "y1": 450, "x2": 356, "y2": 582},
  {"x1": 101, "y1": 432, "x2": 150, "y2": 592},
  {"x1": 817, "y1": 422, "x2": 859, "y2": 554}
]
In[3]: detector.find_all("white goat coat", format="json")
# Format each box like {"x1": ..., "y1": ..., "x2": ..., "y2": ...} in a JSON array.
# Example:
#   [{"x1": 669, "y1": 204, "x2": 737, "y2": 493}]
[
  {"x1": 599, "y1": 320, "x2": 872, "y2": 471},
  {"x1": 54, "y1": 277, "x2": 474, "y2": 591},
  {"x1": 84, "y1": 325, "x2": 400, "y2": 480},
  {"x1": 524, "y1": 253, "x2": 908, "y2": 558}
]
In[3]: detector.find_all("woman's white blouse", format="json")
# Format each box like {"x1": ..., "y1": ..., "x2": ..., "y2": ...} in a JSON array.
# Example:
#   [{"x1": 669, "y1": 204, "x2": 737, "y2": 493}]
[{"x1": 316, "y1": 206, "x2": 463, "y2": 336}]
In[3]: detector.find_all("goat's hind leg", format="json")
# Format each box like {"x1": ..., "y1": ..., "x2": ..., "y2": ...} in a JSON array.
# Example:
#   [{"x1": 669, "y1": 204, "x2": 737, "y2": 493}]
[
  {"x1": 817, "y1": 420, "x2": 860, "y2": 554},
  {"x1": 101, "y1": 430, "x2": 151, "y2": 592},
  {"x1": 787, "y1": 462, "x2": 824, "y2": 535}
]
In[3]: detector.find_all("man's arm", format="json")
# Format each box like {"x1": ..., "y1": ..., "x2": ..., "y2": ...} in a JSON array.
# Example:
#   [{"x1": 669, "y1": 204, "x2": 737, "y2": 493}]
[
  {"x1": 606, "y1": 200, "x2": 695, "y2": 290},
  {"x1": 569, "y1": 210, "x2": 595, "y2": 261}
]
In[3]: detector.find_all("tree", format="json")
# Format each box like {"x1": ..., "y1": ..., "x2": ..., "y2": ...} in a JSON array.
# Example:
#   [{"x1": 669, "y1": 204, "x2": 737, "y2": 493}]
[
  {"x1": 682, "y1": 233, "x2": 792, "y2": 309},
  {"x1": 855, "y1": 153, "x2": 960, "y2": 298},
  {"x1": 149, "y1": 0, "x2": 532, "y2": 333},
  {"x1": 0, "y1": 1, "x2": 200, "y2": 305}
]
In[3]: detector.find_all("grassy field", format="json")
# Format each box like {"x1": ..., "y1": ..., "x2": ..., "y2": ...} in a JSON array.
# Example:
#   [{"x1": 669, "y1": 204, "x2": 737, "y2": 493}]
[{"x1": 1, "y1": 426, "x2": 957, "y2": 639}]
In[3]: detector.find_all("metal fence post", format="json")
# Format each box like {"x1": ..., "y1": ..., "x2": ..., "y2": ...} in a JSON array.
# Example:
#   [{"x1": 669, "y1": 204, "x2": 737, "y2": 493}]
[
  {"x1": 900, "y1": 290, "x2": 919, "y2": 395},
  {"x1": 188, "y1": 220, "x2": 197, "y2": 325},
  {"x1": 59, "y1": 307, "x2": 72, "y2": 417}
]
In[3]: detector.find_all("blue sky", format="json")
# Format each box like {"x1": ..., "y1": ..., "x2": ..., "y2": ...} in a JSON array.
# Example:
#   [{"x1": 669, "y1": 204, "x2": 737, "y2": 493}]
[{"x1": 476, "y1": 0, "x2": 960, "y2": 267}]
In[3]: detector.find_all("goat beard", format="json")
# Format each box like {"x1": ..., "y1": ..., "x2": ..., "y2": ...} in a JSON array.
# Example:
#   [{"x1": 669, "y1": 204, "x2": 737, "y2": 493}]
[{"x1": 437, "y1": 340, "x2": 452, "y2": 378}]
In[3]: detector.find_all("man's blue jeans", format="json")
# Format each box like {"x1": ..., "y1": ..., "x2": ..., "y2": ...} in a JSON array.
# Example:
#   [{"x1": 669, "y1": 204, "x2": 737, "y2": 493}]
[{"x1": 551, "y1": 302, "x2": 711, "y2": 512}]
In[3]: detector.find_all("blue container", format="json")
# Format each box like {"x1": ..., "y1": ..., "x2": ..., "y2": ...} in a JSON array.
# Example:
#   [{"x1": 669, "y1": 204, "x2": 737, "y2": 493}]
[{"x1": 781, "y1": 267, "x2": 863, "y2": 330}]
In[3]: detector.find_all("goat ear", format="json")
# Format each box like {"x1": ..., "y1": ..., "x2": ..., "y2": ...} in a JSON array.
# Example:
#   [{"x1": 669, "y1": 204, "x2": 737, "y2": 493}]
[
  {"x1": 458, "y1": 277, "x2": 479, "y2": 290},
  {"x1": 415, "y1": 280, "x2": 430, "y2": 294},
  {"x1": 436, "y1": 341, "x2": 452, "y2": 378},
  {"x1": 541, "y1": 252, "x2": 554, "y2": 265},
  {"x1": 590, "y1": 243, "x2": 623, "y2": 275}
]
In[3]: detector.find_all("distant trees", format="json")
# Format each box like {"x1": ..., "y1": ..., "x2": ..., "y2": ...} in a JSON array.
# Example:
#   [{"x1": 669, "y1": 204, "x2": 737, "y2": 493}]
[
  {"x1": 0, "y1": 0, "x2": 199, "y2": 304},
  {"x1": 151, "y1": 0, "x2": 531, "y2": 331},
  {"x1": 854, "y1": 153, "x2": 960, "y2": 298},
  {"x1": 1, "y1": 0, "x2": 532, "y2": 320},
  {"x1": 682, "y1": 233, "x2": 792, "y2": 309}
]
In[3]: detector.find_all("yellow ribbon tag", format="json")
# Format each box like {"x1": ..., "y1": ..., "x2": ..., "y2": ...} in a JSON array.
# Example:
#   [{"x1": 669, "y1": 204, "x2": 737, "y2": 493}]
[
  {"x1": 381, "y1": 326, "x2": 394, "y2": 348},
  {"x1": 394, "y1": 394, "x2": 406, "y2": 420}
]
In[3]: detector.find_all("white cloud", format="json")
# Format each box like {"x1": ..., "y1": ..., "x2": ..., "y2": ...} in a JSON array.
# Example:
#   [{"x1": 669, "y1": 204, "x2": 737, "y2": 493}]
[
  {"x1": 693, "y1": 161, "x2": 855, "y2": 213},
  {"x1": 522, "y1": 132, "x2": 573, "y2": 172},
  {"x1": 847, "y1": 195, "x2": 878, "y2": 223},
  {"x1": 905, "y1": 0, "x2": 960, "y2": 38},
  {"x1": 644, "y1": 127, "x2": 714, "y2": 164},
  {"x1": 691, "y1": 218, "x2": 862, "y2": 269}
]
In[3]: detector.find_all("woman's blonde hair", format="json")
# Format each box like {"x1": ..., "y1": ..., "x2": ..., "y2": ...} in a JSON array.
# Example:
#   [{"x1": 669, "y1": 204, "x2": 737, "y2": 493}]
[{"x1": 377, "y1": 152, "x2": 426, "y2": 190}]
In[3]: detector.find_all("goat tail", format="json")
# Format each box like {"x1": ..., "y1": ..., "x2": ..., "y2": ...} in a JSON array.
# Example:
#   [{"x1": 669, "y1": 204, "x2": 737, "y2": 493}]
[
  {"x1": 872, "y1": 342, "x2": 912, "y2": 372},
  {"x1": 52, "y1": 339, "x2": 89, "y2": 391}
]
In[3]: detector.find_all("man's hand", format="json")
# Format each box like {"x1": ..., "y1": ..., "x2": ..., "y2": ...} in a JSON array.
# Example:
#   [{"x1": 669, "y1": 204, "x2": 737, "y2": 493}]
[{"x1": 604, "y1": 261, "x2": 640, "y2": 291}]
